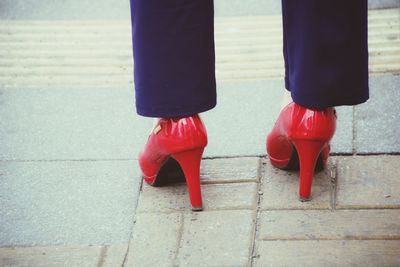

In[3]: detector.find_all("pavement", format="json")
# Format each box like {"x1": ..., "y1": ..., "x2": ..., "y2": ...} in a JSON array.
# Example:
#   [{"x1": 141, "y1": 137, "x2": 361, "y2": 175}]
[{"x1": 1, "y1": 1, "x2": 400, "y2": 267}]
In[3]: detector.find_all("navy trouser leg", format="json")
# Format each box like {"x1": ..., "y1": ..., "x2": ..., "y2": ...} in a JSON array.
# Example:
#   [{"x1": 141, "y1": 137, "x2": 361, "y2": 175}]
[
  {"x1": 130, "y1": 0, "x2": 216, "y2": 117},
  {"x1": 282, "y1": 0, "x2": 369, "y2": 109}
]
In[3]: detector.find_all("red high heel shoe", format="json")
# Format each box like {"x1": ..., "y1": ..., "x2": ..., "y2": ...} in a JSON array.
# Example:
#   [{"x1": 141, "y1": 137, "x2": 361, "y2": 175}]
[
  {"x1": 139, "y1": 115, "x2": 207, "y2": 211},
  {"x1": 266, "y1": 102, "x2": 337, "y2": 201}
]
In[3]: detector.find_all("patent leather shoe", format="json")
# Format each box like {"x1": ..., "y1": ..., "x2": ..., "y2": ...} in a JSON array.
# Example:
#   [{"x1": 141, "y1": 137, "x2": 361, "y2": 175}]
[
  {"x1": 139, "y1": 115, "x2": 207, "y2": 211},
  {"x1": 266, "y1": 102, "x2": 337, "y2": 201}
]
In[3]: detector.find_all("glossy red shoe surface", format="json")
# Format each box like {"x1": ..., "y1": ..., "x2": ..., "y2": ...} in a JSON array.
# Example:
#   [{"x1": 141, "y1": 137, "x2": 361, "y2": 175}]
[
  {"x1": 266, "y1": 102, "x2": 337, "y2": 200},
  {"x1": 139, "y1": 115, "x2": 207, "y2": 210}
]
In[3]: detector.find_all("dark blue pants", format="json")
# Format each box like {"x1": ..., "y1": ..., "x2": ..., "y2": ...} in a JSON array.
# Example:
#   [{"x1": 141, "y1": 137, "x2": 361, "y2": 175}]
[{"x1": 130, "y1": 0, "x2": 369, "y2": 117}]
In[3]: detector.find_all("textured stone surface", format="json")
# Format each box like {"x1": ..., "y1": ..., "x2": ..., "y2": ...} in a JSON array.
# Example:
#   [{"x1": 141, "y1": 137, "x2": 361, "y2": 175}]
[
  {"x1": 202, "y1": 80, "x2": 284, "y2": 157},
  {"x1": 0, "y1": 244, "x2": 127, "y2": 267},
  {"x1": 201, "y1": 157, "x2": 260, "y2": 183},
  {"x1": 0, "y1": 87, "x2": 149, "y2": 161},
  {"x1": 331, "y1": 106, "x2": 354, "y2": 154},
  {"x1": 205, "y1": 80, "x2": 353, "y2": 156},
  {"x1": 260, "y1": 161, "x2": 333, "y2": 210},
  {"x1": 0, "y1": 82, "x2": 358, "y2": 161},
  {"x1": 125, "y1": 213, "x2": 182, "y2": 267},
  {"x1": 336, "y1": 155, "x2": 400, "y2": 208},
  {"x1": 0, "y1": 2, "x2": 399, "y2": 265},
  {"x1": 355, "y1": 75, "x2": 400, "y2": 153},
  {"x1": 368, "y1": 0, "x2": 400, "y2": 9},
  {"x1": 215, "y1": 0, "x2": 281, "y2": 16},
  {"x1": 255, "y1": 240, "x2": 400, "y2": 267},
  {"x1": 0, "y1": 0, "x2": 131, "y2": 20},
  {"x1": 177, "y1": 210, "x2": 254, "y2": 267},
  {"x1": 0, "y1": 160, "x2": 141, "y2": 246},
  {"x1": 258, "y1": 209, "x2": 400, "y2": 240},
  {"x1": 0, "y1": 0, "x2": 281, "y2": 19},
  {"x1": 0, "y1": 0, "x2": 394, "y2": 20},
  {"x1": 137, "y1": 182, "x2": 258, "y2": 213}
]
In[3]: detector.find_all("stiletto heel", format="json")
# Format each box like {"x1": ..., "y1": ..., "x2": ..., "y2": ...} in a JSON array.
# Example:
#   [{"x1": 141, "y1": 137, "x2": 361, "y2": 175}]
[
  {"x1": 139, "y1": 115, "x2": 208, "y2": 211},
  {"x1": 292, "y1": 139, "x2": 326, "y2": 201},
  {"x1": 172, "y1": 148, "x2": 204, "y2": 211},
  {"x1": 266, "y1": 102, "x2": 336, "y2": 201}
]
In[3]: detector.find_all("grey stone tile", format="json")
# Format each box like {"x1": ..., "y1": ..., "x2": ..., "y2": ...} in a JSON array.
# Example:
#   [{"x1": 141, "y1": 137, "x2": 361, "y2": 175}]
[
  {"x1": 355, "y1": 75, "x2": 400, "y2": 153},
  {"x1": 0, "y1": 87, "x2": 150, "y2": 161},
  {"x1": 255, "y1": 240, "x2": 400, "y2": 267},
  {"x1": 0, "y1": 0, "x2": 281, "y2": 20},
  {"x1": 177, "y1": 210, "x2": 254, "y2": 267},
  {"x1": 125, "y1": 213, "x2": 182, "y2": 267},
  {"x1": 215, "y1": 0, "x2": 281, "y2": 17},
  {"x1": 0, "y1": 160, "x2": 141, "y2": 246},
  {"x1": 136, "y1": 184, "x2": 189, "y2": 213},
  {"x1": 0, "y1": 82, "x2": 277, "y2": 161},
  {"x1": 137, "y1": 182, "x2": 258, "y2": 213},
  {"x1": 203, "y1": 80, "x2": 284, "y2": 158},
  {"x1": 258, "y1": 210, "x2": 400, "y2": 240},
  {"x1": 0, "y1": 0, "x2": 131, "y2": 20},
  {"x1": 0, "y1": 245, "x2": 128, "y2": 267},
  {"x1": 0, "y1": 0, "x2": 395, "y2": 21},
  {"x1": 260, "y1": 160, "x2": 332, "y2": 210},
  {"x1": 336, "y1": 155, "x2": 400, "y2": 208},
  {"x1": 201, "y1": 157, "x2": 261, "y2": 183},
  {"x1": 203, "y1": 80, "x2": 353, "y2": 157},
  {"x1": 330, "y1": 106, "x2": 354, "y2": 154},
  {"x1": 0, "y1": 80, "x2": 354, "y2": 161},
  {"x1": 368, "y1": 0, "x2": 400, "y2": 9}
]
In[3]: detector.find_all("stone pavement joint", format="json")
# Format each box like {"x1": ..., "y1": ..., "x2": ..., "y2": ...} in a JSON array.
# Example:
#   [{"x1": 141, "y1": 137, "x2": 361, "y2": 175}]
[
  {"x1": 0, "y1": 9, "x2": 398, "y2": 88},
  {"x1": 121, "y1": 155, "x2": 400, "y2": 266},
  {"x1": 1, "y1": 5, "x2": 400, "y2": 267},
  {"x1": 2, "y1": 156, "x2": 400, "y2": 266},
  {"x1": 0, "y1": 244, "x2": 128, "y2": 267},
  {"x1": 254, "y1": 240, "x2": 400, "y2": 266},
  {"x1": 260, "y1": 158, "x2": 336, "y2": 210},
  {"x1": 336, "y1": 155, "x2": 400, "y2": 209},
  {"x1": 136, "y1": 182, "x2": 259, "y2": 213},
  {"x1": 200, "y1": 157, "x2": 261, "y2": 184}
]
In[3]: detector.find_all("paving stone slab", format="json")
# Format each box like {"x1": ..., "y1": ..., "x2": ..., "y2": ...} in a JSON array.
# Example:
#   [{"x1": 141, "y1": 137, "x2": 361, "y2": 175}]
[
  {"x1": 1, "y1": 83, "x2": 276, "y2": 160},
  {"x1": 0, "y1": 0, "x2": 131, "y2": 20},
  {"x1": 202, "y1": 80, "x2": 283, "y2": 158},
  {"x1": 331, "y1": 106, "x2": 354, "y2": 154},
  {"x1": 125, "y1": 213, "x2": 182, "y2": 267},
  {"x1": 336, "y1": 155, "x2": 400, "y2": 208},
  {"x1": 0, "y1": 160, "x2": 140, "y2": 246},
  {"x1": 0, "y1": 81, "x2": 353, "y2": 161},
  {"x1": 0, "y1": 0, "x2": 281, "y2": 19},
  {"x1": 255, "y1": 240, "x2": 400, "y2": 267},
  {"x1": 203, "y1": 80, "x2": 353, "y2": 157},
  {"x1": 368, "y1": 0, "x2": 400, "y2": 9},
  {"x1": 355, "y1": 75, "x2": 400, "y2": 153},
  {"x1": 177, "y1": 210, "x2": 254, "y2": 267},
  {"x1": 215, "y1": 0, "x2": 281, "y2": 16},
  {"x1": 201, "y1": 157, "x2": 261, "y2": 183},
  {"x1": 137, "y1": 182, "x2": 258, "y2": 213},
  {"x1": 0, "y1": 87, "x2": 149, "y2": 161},
  {"x1": 0, "y1": 0, "x2": 393, "y2": 20},
  {"x1": 260, "y1": 161, "x2": 332, "y2": 210},
  {"x1": 0, "y1": 244, "x2": 127, "y2": 267},
  {"x1": 258, "y1": 209, "x2": 400, "y2": 240}
]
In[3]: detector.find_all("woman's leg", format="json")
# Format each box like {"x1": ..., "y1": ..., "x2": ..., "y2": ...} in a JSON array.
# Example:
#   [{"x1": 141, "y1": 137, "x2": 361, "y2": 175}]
[
  {"x1": 130, "y1": 0, "x2": 215, "y2": 210},
  {"x1": 268, "y1": 0, "x2": 369, "y2": 201},
  {"x1": 130, "y1": 0, "x2": 216, "y2": 117},
  {"x1": 282, "y1": 0, "x2": 369, "y2": 109}
]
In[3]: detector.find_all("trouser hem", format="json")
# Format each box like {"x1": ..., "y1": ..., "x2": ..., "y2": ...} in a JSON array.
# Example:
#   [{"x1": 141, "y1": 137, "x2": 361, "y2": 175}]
[{"x1": 136, "y1": 99, "x2": 217, "y2": 118}]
